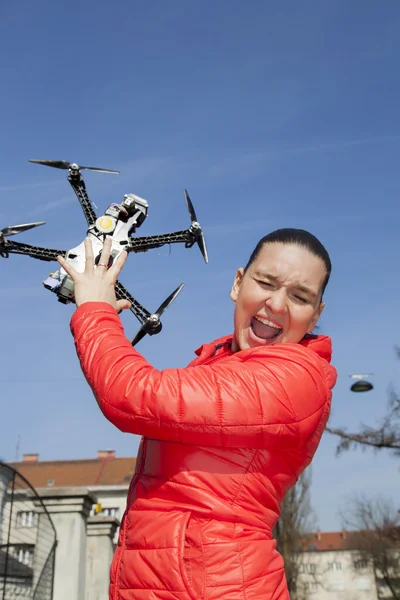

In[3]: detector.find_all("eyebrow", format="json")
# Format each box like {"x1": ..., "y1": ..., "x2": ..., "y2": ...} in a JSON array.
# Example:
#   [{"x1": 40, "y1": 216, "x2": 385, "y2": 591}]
[{"x1": 253, "y1": 271, "x2": 319, "y2": 301}]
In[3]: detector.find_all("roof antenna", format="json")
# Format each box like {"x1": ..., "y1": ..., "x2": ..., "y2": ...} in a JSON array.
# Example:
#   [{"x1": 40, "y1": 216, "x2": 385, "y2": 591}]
[{"x1": 15, "y1": 433, "x2": 21, "y2": 462}]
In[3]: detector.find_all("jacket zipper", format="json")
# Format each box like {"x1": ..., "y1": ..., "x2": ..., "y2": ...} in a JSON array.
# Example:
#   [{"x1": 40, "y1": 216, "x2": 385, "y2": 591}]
[{"x1": 114, "y1": 437, "x2": 148, "y2": 600}]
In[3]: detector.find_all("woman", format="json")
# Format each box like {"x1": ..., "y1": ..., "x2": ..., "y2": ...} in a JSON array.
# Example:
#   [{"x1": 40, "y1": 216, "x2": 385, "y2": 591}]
[{"x1": 58, "y1": 228, "x2": 337, "y2": 600}]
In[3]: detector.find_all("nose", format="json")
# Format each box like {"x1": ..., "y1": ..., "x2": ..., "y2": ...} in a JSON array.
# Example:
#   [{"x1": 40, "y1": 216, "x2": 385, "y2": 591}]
[{"x1": 265, "y1": 289, "x2": 287, "y2": 315}]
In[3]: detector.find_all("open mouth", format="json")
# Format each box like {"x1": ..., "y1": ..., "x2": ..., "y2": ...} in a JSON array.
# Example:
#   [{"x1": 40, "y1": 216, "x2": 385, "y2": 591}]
[{"x1": 250, "y1": 316, "x2": 283, "y2": 343}]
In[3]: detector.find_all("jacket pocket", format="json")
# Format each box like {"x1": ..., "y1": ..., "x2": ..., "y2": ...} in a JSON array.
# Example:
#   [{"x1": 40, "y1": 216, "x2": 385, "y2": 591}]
[
  {"x1": 121, "y1": 509, "x2": 199, "y2": 600},
  {"x1": 179, "y1": 512, "x2": 203, "y2": 600},
  {"x1": 182, "y1": 518, "x2": 205, "y2": 600}
]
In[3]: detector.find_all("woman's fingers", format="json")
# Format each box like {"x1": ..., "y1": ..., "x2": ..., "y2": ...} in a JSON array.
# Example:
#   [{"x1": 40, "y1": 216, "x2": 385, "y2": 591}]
[
  {"x1": 97, "y1": 236, "x2": 112, "y2": 272},
  {"x1": 84, "y1": 238, "x2": 95, "y2": 274},
  {"x1": 116, "y1": 299, "x2": 131, "y2": 312},
  {"x1": 109, "y1": 250, "x2": 128, "y2": 282},
  {"x1": 57, "y1": 255, "x2": 78, "y2": 280},
  {"x1": 57, "y1": 238, "x2": 126, "y2": 290}
]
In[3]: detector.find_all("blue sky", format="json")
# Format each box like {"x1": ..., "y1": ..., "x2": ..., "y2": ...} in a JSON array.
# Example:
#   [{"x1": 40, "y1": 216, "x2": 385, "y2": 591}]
[{"x1": 0, "y1": 1, "x2": 399, "y2": 531}]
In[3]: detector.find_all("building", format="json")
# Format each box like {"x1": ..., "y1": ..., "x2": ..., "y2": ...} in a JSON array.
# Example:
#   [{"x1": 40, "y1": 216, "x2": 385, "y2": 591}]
[
  {"x1": 4, "y1": 451, "x2": 135, "y2": 600},
  {"x1": 11, "y1": 450, "x2": 135, "y2": 537},
  {"x1": 4, "y1": 452, "x2": 397, "y2": 600},
  {"x1": 297, "y1": 531, "x2": 379, "y2": 599}
]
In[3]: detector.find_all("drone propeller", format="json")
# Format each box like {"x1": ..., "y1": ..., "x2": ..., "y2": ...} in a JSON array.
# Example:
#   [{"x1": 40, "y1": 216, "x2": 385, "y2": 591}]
[
  {"x1": 131, "y1": 283, "x2": 184, "y2": 346},
  {"x1": 184, "y1": 189, "x2": 208, "y2": 264},
  {"x1": 29, "y1": 159, "x2": 120, "y2": 175},
  {"x1": 0, "y1": 221, "x2": 45, "y2": 238}
]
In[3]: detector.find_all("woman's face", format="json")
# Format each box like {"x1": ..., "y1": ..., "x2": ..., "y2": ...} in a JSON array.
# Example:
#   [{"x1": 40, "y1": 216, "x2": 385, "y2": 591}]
[{"x1": 230, "y1": 242, "x2": 327, "y2": 352}]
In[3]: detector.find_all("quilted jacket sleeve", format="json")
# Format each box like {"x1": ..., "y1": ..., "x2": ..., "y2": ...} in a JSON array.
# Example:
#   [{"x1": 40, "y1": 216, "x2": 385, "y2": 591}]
[{"x1": 70, "y1": 303, "x2": 336, "y2": 449}]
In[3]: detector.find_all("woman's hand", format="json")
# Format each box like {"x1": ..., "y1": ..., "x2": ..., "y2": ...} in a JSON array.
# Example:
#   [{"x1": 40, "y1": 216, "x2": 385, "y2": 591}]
[{"x1": 57, "y1": 237, "x2": 131, "y2": 312}]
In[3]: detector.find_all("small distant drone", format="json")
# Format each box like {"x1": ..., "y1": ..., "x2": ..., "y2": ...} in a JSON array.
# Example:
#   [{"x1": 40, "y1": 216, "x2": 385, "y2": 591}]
[{"x1": 0, "y1": 159, "x2": 208, "y2": 345}]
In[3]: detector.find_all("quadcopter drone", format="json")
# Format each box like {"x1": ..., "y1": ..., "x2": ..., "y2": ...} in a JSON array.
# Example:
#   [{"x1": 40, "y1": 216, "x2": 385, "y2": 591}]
[{"x1": 0, "y1": 159, "x2": 208, "y2": 345}]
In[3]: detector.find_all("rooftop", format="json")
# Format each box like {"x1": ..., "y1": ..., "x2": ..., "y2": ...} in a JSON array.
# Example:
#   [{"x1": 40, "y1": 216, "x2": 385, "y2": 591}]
[
  {"x1": 7, "y1": 450, "x2": 136, "y2": 488},
  {"x1": 304, "y1": 530, "x2": 360, "y2": 552}
]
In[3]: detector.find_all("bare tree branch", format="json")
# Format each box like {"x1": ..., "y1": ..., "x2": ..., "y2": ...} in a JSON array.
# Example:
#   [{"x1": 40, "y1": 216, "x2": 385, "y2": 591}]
[
  {"x1": 326, "y1": 348, "x2": 400, "y2": 456},
  {"x1": 325, "y1": 419, "x2": 400, "y2": 452},
  {"x1": 273, "y1": 469, "x2": 315, "y2": 599},
  {"x1": 341, "y1": 495, "x2": 400, "y2": 599}
]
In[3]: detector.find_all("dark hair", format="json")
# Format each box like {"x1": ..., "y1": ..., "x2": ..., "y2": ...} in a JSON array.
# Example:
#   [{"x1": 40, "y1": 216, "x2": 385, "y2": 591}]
[{"x1": 244, "y1": 228, "x2": 332, "y2": 298}]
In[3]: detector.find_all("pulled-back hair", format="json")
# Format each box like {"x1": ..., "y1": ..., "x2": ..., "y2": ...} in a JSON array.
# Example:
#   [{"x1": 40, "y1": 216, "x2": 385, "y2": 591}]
[{"x1": 244, "y1": 228, "x2": 332, "y2": 298}]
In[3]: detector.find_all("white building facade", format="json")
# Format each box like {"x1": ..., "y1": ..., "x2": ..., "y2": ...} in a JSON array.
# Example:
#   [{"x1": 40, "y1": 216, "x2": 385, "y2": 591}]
[{"x1": 297, "y1": 548, "x2": 379, "y2": 599}]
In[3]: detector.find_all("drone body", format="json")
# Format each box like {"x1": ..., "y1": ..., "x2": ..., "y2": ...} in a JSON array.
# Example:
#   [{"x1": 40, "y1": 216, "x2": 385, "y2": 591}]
[
  {"x1": 0, "y1": 160, "x2": 208, "y2": 345},
  {"x1": 43, "y1": 192, "x2": 149, "y2": 304}
]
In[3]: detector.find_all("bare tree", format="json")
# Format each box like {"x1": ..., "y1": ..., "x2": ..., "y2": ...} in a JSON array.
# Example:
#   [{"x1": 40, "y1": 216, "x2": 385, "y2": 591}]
[
  {"x1": 274, "y1": 469, "x2": 314, "y2": 598},
  {"x1": 326, "y1": 347, "x2": 400, "y2": 456},
  {"x1": 342, "y1": 495, "x2": 400, "y2": 599}
]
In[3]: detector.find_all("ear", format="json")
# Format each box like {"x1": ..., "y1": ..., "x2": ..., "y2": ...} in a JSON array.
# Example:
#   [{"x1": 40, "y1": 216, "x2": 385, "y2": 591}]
[
  {"x1": 308, "y1": 301, "x2": 325, "y2": 332},
  {"x1": 230, "y1": 268, "x2": 244, "y2": 303}
]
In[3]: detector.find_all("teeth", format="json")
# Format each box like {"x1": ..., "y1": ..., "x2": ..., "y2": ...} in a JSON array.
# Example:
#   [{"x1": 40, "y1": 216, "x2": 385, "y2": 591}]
[{"x1": 254, "y1": 316, "x2": 281, "y2": 330}]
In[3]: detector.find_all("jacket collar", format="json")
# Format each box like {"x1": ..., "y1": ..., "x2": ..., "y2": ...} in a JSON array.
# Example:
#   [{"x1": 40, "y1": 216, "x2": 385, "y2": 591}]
[
  {"x1": 195, "y1": 333, "x2": 333, "y2": 363},
  {"x1": 194, "y1": 334, "x2": 233, "y2": 358},
  {"x1": 299, "y1": 334, "x2": 333, "y2": 363}
]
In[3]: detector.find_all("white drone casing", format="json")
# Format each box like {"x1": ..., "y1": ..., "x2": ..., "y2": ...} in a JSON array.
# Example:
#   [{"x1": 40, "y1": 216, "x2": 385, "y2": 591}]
[{"x1": 45, "y1": 194, "x2": 149, "y2": 299}]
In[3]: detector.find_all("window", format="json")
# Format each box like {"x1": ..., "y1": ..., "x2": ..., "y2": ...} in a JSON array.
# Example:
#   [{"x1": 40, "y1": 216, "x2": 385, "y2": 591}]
[
  {"x1": 328, "y1": 580, "x2": 345, "y2": 591},
  {"x1": 354, "y1": 559, "x2": 369, "y2": 571},
  {"x1": 99, "y1": 507, "x2": 119, "y2": 518},
  {"x1": 299, "y1": 563, "x2": 316, "y2": 574},
  {"x1": 303, "y1": 581, "x2": 319, "y2": 593},
  {"x1": 12, "y1": 545, "x2": 34, "y2": 567},
  {"x1": 327, "y1": 561, "x2": 342, "y2": 571},
  {"x1": 356, "y1": 578, "x2": 371, "y2": 591},
  {"x1": 16, "y1": 511, "x2": 37, "y2": 528}
]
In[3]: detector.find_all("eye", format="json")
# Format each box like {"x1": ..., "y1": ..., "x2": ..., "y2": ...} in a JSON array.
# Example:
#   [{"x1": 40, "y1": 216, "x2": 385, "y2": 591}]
[
  {"x1": 256, "y1": 279, "x2": 274, "y2": 288},
  {"x1": 294, "y1": 295, "x2": 309, "y2": 304}
]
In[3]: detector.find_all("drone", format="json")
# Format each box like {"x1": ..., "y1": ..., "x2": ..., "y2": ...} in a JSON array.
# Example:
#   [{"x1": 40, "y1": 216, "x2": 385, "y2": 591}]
[{"x1": 0, "y1": 159, "x2": 208, "y2": 346}]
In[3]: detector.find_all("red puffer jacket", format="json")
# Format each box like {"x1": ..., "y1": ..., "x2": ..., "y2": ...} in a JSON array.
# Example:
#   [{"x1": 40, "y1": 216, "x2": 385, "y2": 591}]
[{"x1": 71, "y1": 303, "x2": 337, "y2": 600}]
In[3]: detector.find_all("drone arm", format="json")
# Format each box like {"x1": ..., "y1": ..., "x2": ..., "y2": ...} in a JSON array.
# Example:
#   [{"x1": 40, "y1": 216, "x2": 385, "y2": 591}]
[
  {"x1": 126, "y1": 230, "x2": 194, "y2": 253},
  {"x1": 68, "y1": 174, "x2": 97, "y2": 227},
  {"x1": 114, "y1": 280, "x2": 151, "y2": 325},
  {"x1": 2, "y1": 241, "x2": 66, "y2": 261}
]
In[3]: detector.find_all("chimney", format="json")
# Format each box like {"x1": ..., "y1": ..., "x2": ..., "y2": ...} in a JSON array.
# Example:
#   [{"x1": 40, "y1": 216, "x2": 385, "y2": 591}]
[
  {"x1": 341, "y1": 529, "x2": 347, "y2": 539},
  {"x1": 23, "y1": 453, "x2": 39, "y2": 463},
  {"x1": 97, "y1": 449, "x2": 115, "y2": 460},
  {"x1": 317, "y1": 530, "x2": 322, "y2": 541}
]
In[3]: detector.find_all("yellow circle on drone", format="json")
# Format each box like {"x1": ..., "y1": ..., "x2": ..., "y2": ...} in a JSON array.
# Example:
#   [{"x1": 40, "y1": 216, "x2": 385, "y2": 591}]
[{"x1": 96, "y1": 216, "x2": 115, "y2": 233}]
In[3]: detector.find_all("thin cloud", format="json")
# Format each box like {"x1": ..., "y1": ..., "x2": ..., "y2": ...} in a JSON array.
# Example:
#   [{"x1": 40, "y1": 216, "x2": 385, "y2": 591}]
[
  {"x1": 275, "y1": 134, "x2": 400, "y2": 156},
  {"x1": 26, "y1": 195, "x2": 75, "y2": 216},
  {"x1": 1, "y1": 195, "x2": 75, "y2": 226},
  {"x1": 207, "y1": 134, "x2": 400, "y2": 177},
  {"x1": 202, "y1": 209, "x2": 397, "y2": 237},
  {"x1": 0, "y1": 179, "x2": 61, "y2": 193}
]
